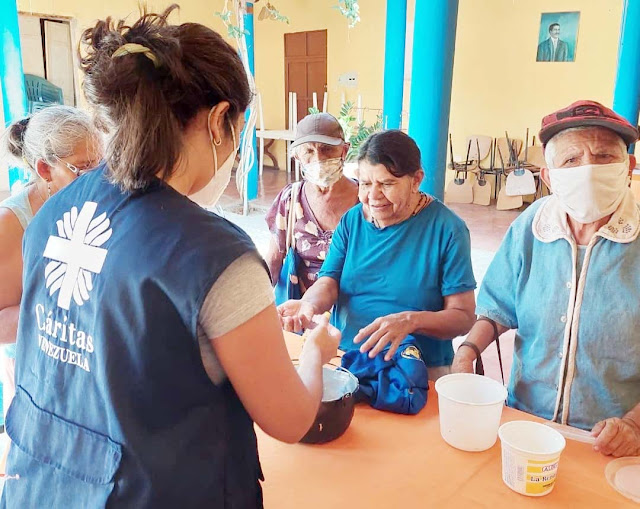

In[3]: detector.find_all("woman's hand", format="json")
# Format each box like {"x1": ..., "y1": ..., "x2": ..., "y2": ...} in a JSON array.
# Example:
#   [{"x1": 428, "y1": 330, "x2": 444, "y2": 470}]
[
  {"x1": 277, "y1": 300, "x2": 315, "y2": 333},
  {"x1": 353, "y1": 311, "x2": 415, "y2": 361},
  {"x1": 301, "y1": 314, "x2": 341, "y2": 366},
  {"x1": 592, "y1": 417, "x2": 640, "y2": 457}
]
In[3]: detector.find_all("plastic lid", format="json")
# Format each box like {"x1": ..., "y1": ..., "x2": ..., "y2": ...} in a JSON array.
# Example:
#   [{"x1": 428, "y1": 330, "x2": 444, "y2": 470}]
[{"x1": 605, "y1": 457, "x2": 640, "y2": 503}]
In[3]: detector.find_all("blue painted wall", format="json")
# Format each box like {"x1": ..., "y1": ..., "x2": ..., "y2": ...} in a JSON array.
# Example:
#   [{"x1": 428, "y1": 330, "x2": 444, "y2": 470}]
[{"x1": 0, "y1": 0, "x2": 29, "y2": 191}]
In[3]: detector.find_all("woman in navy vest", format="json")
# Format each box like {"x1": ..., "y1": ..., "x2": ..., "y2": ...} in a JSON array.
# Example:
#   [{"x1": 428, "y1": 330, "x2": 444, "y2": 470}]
[{"x1": 2, "y1": 6, "x2": 339, "y2": 508}]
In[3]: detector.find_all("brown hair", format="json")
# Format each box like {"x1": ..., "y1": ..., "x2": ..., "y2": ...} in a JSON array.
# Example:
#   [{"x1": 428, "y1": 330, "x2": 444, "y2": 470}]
[
  {"x1": 79, "y1": 4, "x2": 251, "y2": 191},
  {"x1": 357, "y1": 130, "x2": 422, "y2": 177}
]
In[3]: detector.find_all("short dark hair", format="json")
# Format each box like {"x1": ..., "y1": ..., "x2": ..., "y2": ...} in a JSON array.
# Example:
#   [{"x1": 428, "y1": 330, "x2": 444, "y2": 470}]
[
  {"x1": 357, "y1": 130, "x2": 421, "y2": 177},
  {"x1": 548, "y1": 23, "x2": 560, "y2": 32},
  {"x1": 79, "y1": 5, "x2": 251, "y2": 191}
]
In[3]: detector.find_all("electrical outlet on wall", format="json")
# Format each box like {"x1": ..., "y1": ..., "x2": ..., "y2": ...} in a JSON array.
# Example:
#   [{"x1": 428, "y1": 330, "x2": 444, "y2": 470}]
[{"x1": 338, "y1": 71, "x2": 358, "y2": 89}]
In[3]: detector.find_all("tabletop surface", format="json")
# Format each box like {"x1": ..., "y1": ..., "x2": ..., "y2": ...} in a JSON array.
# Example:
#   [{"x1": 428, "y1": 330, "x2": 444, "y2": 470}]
[{"x1": 256, "y1": 332, "x2": 635, "y2": 508}]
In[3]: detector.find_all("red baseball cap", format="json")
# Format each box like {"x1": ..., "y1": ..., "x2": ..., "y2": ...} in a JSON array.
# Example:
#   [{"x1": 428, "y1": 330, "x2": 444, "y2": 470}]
[{"x1": 539, "y1": 100, "x2": 639, "y2": 147}]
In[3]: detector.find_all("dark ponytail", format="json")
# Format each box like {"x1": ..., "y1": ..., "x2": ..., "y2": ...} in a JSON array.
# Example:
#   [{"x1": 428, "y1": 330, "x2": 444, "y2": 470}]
[
  {"x1": 79, "y1": 4, "x2": 251, "y2": 191},
  {"x1": 1, "y1": 117, "x2": 31, "y2": 165}
]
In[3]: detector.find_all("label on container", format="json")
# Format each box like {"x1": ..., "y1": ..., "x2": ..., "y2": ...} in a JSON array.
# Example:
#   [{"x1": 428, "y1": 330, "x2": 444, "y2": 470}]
[
  {"x1": 502, "y1": 448, "x2": 560, "y2": 496},
  {"x1": 524, "y1": 457, "x2": 560, "y2": 495}
]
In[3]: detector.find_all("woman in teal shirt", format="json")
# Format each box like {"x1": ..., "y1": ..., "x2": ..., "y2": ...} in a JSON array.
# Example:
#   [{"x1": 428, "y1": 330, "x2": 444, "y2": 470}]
[{"x1": 279, "y1": 130, "x2": 476, "y2": 377}]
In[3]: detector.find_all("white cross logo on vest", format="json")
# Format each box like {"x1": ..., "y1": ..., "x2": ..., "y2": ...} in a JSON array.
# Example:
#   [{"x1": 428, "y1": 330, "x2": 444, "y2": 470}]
[{"x1": 43, "y1": 202, "x2": 112, "y2": 310}]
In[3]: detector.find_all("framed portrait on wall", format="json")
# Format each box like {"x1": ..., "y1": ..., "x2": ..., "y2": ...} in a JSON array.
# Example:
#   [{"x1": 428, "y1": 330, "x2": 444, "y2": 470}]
[{"x1": 536, "y1": 12, "x2": 580, "y2": 62}]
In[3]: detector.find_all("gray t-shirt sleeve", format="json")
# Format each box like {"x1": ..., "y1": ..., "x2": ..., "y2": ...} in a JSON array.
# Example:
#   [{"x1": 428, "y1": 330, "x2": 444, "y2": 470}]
[{"x1": 197, "y1": 252, "x2": 275, "y2": 385}]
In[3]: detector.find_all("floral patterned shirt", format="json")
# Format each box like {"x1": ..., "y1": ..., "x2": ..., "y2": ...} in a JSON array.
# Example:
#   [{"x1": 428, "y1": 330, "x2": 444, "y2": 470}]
[{"x1": 266, "y1": 182, "x2": 336, "y2": 292}]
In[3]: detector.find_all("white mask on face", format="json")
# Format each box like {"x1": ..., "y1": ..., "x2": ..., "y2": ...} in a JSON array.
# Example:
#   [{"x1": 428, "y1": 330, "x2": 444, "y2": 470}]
[
  {"x1": 548, "y1": 158, "x2": 630, "y2": 223},
  {"x1": 301, "y1": 157, "x2": 344, "y2": 188},
  {"x1": 189, "y1": 107, "x2": 238, "y2": 208}
]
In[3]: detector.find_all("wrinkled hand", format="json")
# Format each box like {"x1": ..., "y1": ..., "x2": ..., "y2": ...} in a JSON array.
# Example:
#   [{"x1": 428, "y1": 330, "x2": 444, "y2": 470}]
[
  {"x1": 277, "y1": 300, "x2": 315, "y2": 333},
  {"x1": 301, "y1": 314, "x2": 341, "y2": 366},
  {"x1": 451, "y1": 348, "x2": 475, "y2": 374},
  {"x1": 591, "y1": 417, "x2": 640, "y2": 457},
  {"x1": 353, "y1": 312, "x2": 415, "y2": 361}
]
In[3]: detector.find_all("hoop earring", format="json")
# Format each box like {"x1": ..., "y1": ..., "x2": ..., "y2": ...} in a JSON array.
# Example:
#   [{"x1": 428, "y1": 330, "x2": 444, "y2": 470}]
[{"x1": 213, "y1": 137, "x2": 222, "y2": 146}]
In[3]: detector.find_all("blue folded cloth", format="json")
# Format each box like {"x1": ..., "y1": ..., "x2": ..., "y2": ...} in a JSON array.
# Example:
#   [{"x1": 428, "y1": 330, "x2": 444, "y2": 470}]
[{"x1": 341, "y1": 337, "x2": 429, "y2": 415}]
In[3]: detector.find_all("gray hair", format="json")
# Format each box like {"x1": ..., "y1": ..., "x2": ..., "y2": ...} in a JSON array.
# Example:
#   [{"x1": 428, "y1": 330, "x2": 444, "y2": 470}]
[
  {"x1": 0, "y1": 105, "x2": 101, "y2": 175},
  {"x1": 544, "y1": 126, "x2": 627, "y2": 168}
]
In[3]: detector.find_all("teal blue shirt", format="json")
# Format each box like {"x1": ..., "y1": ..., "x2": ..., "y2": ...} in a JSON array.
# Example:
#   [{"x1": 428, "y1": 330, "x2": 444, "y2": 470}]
[
  {"x1": 477, "y1": 192, "x2": 640, "y2": 430},
  {"x1": 319, "y1": 199, "x2": 476, "y2": 367}
]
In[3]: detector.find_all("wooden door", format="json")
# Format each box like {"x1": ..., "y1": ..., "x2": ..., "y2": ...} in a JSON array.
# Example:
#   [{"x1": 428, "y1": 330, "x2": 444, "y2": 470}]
[
  {"x1": 44, "y1": 20, "x2": 75, "y2": 105},
  {"x1": 284, "y1": 30, "x2": 327, "y2": 127},
  {"x1": 18, "y1": 15, "x2": 46, "y2": 78}
]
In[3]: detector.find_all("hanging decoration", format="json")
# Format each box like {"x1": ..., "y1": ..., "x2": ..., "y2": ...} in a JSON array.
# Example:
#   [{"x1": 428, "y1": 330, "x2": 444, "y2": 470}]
[
  {"x1": 335, "y1": 0, "x2": 361, "y2": 28},
  {"x1": 215, "y1": 0, "x2": 257, "y2": 213},
  {"x1": 258, "y1": 2, "x2": 290, "y2": 24}
]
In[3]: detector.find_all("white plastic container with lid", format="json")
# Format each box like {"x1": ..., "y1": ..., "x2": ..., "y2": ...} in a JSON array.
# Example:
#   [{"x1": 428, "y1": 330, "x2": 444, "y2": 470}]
[
  {"x1": 434, "y1": 373, "x2": 508, "y2": 452},
  {"x1": 498, "y1": 421, "x2": 567, "y2": 496}
]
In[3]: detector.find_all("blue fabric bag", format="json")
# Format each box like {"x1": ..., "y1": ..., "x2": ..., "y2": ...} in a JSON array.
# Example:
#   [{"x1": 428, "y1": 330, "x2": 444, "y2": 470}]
[
  {"x1": 274, "y1": 182, "x2": 303, "y2": 306},
  {"x1": 340, "y1": 337, "x2": 429, "y2": 415}
]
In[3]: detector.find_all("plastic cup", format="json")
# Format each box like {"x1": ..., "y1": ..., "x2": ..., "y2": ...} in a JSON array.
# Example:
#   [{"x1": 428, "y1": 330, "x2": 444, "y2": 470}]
[
  {"x1": 498, "y1": 421, "x2": 567, "y2": 497},
  {"x1": 434, "y1": 373, "x2": 508, "y2": 451}
]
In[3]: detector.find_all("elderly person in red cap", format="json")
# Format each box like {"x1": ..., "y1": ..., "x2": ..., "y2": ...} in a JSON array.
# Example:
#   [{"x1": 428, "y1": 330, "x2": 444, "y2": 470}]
[
  {"x1": 266, "y1": 113, "x2": 358, "y2": 302},
  {"x1": 452, "y1": 100, "x2": 640, "y2": 457}
]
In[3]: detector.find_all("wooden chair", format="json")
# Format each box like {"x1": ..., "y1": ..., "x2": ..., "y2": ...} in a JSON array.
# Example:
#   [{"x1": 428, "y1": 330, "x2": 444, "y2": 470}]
[
  {"x1": 467, "y1": 135, "x2": 493, "y2": 168},
  {"x1": 312, "y1": 92, "x2": 329, "y2": 113},
  {"x1": 523, "y1": 144, "x2": 549, "y2": 199}
]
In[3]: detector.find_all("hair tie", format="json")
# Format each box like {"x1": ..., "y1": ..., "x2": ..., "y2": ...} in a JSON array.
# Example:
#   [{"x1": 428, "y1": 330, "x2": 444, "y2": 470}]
[{"x1": 112, "y1": 43, "x2": 160, "y2": 68}]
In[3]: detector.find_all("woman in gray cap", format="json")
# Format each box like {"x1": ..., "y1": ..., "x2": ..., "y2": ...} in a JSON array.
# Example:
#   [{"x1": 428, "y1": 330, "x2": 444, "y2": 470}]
[{"x1": 266, "y1": 113, "x2": 358, "y2": 301}]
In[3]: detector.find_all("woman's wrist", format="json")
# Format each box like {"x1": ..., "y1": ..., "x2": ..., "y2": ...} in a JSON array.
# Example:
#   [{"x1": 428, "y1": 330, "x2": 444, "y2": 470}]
[
  {"x1": 403, "y1": 311, "x2": 420, "y2": 333},
  {"x1": 623, "y1": 404, "x2": 640, "y2": 429}
]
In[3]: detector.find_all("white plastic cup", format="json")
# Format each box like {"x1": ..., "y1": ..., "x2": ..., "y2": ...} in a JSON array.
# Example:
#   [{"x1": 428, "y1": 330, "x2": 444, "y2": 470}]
[
  {"x1": 498, "y1": 421, "x2": 567, "y2": 497},
  {"x1": 434, "y1": 373, "x2": 508, "y2": 451}
]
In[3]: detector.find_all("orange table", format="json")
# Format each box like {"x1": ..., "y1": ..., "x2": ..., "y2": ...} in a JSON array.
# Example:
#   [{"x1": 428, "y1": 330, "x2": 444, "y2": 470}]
[{"x1": 256, "y1": 333, "x2": 635, "y2": 508}]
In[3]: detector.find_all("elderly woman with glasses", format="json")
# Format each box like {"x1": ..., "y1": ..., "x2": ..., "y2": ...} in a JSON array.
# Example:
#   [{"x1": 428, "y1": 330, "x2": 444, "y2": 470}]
[{"x1": 0, "y1": 105, "x2": 103, "y2": 419}]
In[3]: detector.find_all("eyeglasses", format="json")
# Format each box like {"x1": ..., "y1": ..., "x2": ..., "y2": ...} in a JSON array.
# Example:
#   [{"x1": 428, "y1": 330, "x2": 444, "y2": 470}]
[{"x1": 54, "y1": 156, "x2": 97, "y2": 177}]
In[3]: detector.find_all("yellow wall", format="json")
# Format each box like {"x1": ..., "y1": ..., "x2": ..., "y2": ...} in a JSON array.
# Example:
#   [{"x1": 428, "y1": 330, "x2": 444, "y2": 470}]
[
  {"x1": 447, "y1": 0, "x2": 625, "y2": 169},
  {"x1": 1, "y1": 0, "x2": 629, "y2": 190},
  {"x1": 16, "y1": 0, "x2": 230, "y2": 36},
  {"x1": 15, "y1": 0, "x2": 230, "y2": 108},
  {"x1": 253, "y1": 0, "x2": 385, "y2": 162}
]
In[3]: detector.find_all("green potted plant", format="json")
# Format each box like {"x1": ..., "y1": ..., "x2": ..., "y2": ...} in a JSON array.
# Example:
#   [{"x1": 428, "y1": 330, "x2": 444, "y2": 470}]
[{"x1": 309, "y1": 101, "x2": 382, "y2": 177}]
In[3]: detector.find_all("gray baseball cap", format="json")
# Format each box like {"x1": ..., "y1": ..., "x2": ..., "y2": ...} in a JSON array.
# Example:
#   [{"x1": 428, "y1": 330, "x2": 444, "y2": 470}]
[{"x1": 289, "y1": 113, "x2": 345, "y2": 150}]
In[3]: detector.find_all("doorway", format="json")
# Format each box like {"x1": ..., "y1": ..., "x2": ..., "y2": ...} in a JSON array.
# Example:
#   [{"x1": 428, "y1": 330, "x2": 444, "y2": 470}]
[
  {"x1": 284, "y1": 29, "x2": 327, "y2": 126},
  {"x1": 18, "y1": 14, "x2": 76, "y2": 106}
]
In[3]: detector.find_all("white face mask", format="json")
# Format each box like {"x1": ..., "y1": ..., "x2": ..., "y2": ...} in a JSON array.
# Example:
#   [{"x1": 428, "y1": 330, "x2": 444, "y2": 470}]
[
  {"x1": 301, "y1": 157, "x2": 344, "y2": 188},
  {"x1": 548, "y1": 158, "x2": 629, "y2": 223},
  {"x1": 189, "y1": 107, "x2": 238, "y2": 208}
]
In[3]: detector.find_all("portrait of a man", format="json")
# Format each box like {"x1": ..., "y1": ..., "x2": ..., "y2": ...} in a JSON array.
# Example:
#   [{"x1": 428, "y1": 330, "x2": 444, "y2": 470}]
[{"x1": 536, "y1": 12, "x2": 580, "y2": 63}]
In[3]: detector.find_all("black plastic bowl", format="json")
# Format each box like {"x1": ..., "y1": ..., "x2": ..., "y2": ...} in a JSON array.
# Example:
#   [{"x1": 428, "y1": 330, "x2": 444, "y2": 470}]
[{"x1": 300, "y1": 366, "x2": 359, "y2": 444}]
